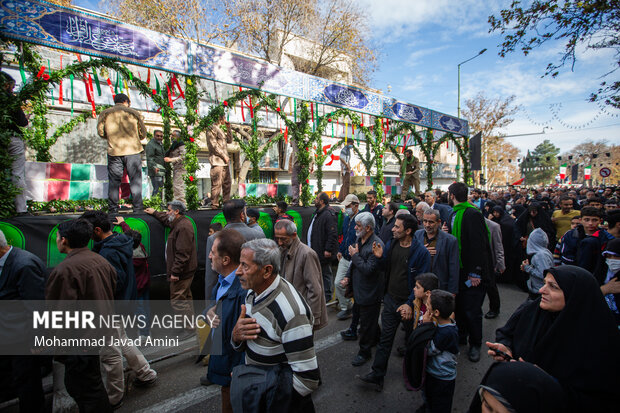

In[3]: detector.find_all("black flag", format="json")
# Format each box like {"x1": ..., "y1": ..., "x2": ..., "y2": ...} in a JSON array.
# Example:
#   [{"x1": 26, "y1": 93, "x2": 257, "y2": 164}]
[{"x1": 469, "y1": 132, "x2": 482, "y2": 171}]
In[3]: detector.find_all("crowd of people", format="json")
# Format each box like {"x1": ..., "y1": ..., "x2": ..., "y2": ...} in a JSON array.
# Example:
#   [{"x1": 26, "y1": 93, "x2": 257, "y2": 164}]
[{"x1": 1, "y1": 182, "x2": 619, "y2": 413}]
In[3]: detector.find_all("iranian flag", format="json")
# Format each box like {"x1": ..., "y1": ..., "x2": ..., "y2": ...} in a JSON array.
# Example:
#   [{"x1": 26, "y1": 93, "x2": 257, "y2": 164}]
[
  {"x1": 559, "y1": 163, "x2": 567, "y2": 180},
  {"x1": 584, "y1": 165, "x2": 592, "y2": 180}
]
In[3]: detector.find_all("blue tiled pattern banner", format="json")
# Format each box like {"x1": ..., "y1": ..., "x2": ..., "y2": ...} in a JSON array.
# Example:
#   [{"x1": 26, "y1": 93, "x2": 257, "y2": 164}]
[{"x1": 0, "y1": 0, "x2": 468, "y2": 136}]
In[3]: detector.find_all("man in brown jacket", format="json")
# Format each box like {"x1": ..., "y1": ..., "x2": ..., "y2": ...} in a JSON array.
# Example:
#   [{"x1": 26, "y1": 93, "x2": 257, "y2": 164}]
[
  {"x1": 206, "y1": 116, "x2": 231, "y2": 208},
  {"x1": 146, "y1": 201, "x2": 197, "y2": 335},
  {"x1": 274, "y1": 219, "x2": 327, "y2": 330},
  {"x1": 46, "y1": 219, "x2": 116, "y2": 412},
  {"x1": 97, "y1": 93, "x2": 147, "y2": 213}
]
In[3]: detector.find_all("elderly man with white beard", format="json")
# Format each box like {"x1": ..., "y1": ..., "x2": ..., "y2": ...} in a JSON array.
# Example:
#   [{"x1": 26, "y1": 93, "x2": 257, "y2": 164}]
[{"x1": 340, "y1": 212, "x2": 385, "y2": 367}]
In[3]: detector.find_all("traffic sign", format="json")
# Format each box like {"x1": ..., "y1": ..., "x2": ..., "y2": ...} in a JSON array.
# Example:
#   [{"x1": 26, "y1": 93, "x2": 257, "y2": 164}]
[{"x1": 600, "y1": 167, "x2": 611, "y2": 178}]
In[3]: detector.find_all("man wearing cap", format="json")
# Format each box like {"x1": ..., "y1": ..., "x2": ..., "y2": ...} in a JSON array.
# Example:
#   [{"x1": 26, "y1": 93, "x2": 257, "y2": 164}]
[{"x1": 336, "y1": 194, "x2": 360, "y2": 321}]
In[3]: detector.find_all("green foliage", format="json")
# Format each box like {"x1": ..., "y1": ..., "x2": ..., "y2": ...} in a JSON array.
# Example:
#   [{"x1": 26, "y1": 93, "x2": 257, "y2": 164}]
[
  {"x1": 2, "y1": 37, "x2": 478, "y2": 216},
  {"x1": 489, "y1": 0, "x2": 620, "y2": 108},
  {"x1": 182, "y1": 75, "x2": 200, "y2": 210},
  {"x1": 311, "y1": 107, "x2": 358, "y2": 192},
  {"x1": 243, "y1": 194, "x2": 292, "y2": 206},
  {"x1": 27, "y1": 198, "x2": 108, "y2": 214},
  {"x1": 521, "y1": 140, "x2": 560, "y2": 185},
  {"x1": 231, "y1": 116, "x2": 283, "y2": 182},
  {"x1": 142, "y1": 193, "x2": 165, "y2": 211}
]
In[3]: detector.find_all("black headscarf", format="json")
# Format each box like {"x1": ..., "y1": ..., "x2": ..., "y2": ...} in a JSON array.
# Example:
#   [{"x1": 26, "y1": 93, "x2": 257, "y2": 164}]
[
  {"x1": 495, "y1": 265, "x2": 620, "y2": 412},
  {"x1": 165, "y1": 139, "x2": 185, "y2": 157},
  {"x1": 515, "y1": 202, "x2": 556, "y2": 247},
  {"x1": 468, "y1": 361, "x2": 567, "y2": 413},
  {"x1": 511, "y1": 203, "x2": 525, "y2": 220},
  {"x1": 492, "y1": 206, "x2": 517, "y2": 257},
  {"x1": 483, "y1": 200, "x2": 496, "y2": 218}
]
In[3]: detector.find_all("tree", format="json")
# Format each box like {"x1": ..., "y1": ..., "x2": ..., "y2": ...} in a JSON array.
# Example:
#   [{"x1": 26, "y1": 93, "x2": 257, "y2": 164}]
[
  {"x1": 561, "y1": 139, "x2": 619, "y2": 184},
  {"x1": 222, "y1": 0, "x2": 376, "y2": 85},
  {"x1": 104, "y1": 0, "x2": 229, "y2": 44},
  {"x1": 462, "y1": 93, "x2": 521, "y2": 187},
  {"x1": 521, "y1": 140, "x2": 560, "y2": 185},
  {"x1": 489, "y1": 0, "x2": 620, "y2": 108}
]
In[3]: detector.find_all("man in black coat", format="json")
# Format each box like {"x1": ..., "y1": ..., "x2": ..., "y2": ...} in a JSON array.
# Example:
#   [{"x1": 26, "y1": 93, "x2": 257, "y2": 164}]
[
  {"x1": 341, "y1": 212, "x2": 385, "y2": 367},
  {"x1": 446, "y1": 183, "x2": 493, "y2": 362},
  {"x1": 0, "y1": 229, "x2": 47, "y2": 412},
  {"x1": 307, "y1": 192, "x2": 338, "y2": 303}
]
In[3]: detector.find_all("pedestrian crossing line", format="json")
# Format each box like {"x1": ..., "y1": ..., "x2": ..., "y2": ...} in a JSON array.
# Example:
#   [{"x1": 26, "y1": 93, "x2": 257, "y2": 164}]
[{"x1": 135, "y1": 331, "x2": 345, "y2": 412}]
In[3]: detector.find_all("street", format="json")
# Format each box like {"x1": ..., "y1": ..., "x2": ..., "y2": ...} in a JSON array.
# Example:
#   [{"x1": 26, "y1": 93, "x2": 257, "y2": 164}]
[{"x1": 116, "y1": 283, "x2": 527, "y2": 413}]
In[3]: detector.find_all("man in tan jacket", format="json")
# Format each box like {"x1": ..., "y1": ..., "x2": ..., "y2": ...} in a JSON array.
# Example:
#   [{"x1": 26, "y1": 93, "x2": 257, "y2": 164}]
[
  {"x1": 274, "y1": 219, "x2": 328, "y2": 330},
  {"x1": 206, "y1": 116, "x2": 231, "y2": 208},
  {"x1": 97, "y1": 93, "x2": 146, "y2": 213}
]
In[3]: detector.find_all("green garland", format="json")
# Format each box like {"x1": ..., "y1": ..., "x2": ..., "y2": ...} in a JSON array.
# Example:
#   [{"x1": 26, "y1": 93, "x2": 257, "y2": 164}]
[
  {"x1": 4, "y1": 37, "x2": 474, "y2": 215},
  {"x1": 311, "y1": 107, "x2": 357, "y2": 192},
  {"x1": 181, "y1": 75, "x2": 199, "y2": 209},
  {"x1": 231, "y1": 116, "x2": 283, "y2": 183}
]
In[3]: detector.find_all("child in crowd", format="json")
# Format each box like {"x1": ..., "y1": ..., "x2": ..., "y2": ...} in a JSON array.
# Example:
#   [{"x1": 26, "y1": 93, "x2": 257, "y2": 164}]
[
  {"x1": 246, "y1": 208, "x2": 260, "y2": 228},
  {"x1": 208, "y1": 222, "x2": 223, "y2": 236},
  {"x1": 521, "y1": 228, "x2": 554, "y2": 300},
  {"x1": 421, "y1": 290, "x2": 459, "y2": 413},
  {"x1": 406, "y1": 273, "x2": 440, "y2": 329}
]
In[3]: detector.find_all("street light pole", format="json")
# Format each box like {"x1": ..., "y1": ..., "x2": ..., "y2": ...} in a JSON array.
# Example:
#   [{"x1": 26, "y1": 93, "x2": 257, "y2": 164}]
[{"x1": 456, "y1": 48, "x2": 487, "y2": 182}]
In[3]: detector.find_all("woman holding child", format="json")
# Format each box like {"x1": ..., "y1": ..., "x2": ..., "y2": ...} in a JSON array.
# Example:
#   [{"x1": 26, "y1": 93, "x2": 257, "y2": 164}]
[{"x1": 485, "y1": 265, "x2": 619, "y2": 412}]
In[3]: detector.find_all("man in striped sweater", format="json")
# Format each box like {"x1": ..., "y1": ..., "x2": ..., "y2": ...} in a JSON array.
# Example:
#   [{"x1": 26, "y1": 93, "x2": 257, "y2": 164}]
[{"x1": 232, "y1": 239, "x2": 320, "y2": 411}]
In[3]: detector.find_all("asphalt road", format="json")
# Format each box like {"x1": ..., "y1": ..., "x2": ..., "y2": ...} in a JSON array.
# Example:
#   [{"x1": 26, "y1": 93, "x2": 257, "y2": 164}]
[{"x1": 114, "y1": 282, "x2": 528, "y2": 413}]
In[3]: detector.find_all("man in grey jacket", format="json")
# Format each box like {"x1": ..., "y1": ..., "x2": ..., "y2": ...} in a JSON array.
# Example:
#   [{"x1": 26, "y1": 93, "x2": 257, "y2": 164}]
[
  {"x1": 485, "y1": 217, "x2": 505, "y2": 319},
  {"x1": 414, "y1": 209, "x2": 459, "y2": 294},
  {"x1": 204, "y1": 199, "x2": 265, "y2": 297}
]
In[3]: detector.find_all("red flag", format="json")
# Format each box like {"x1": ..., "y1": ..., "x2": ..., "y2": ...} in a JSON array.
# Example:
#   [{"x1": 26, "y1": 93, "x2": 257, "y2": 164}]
[{"x1": 511, "y1": 178, "x2": 525, "y2": 186}]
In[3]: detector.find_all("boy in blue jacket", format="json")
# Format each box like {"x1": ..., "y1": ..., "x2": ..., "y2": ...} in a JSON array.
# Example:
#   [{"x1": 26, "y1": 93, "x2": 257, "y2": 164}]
[{"x1": 421, "y1": 290, "x2": 459, "y2": 413}]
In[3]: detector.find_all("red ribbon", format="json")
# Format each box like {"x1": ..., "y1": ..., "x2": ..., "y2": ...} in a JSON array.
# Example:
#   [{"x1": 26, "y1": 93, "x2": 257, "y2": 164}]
[
  {"x1": 87, "y1": 74, "x2": 96, "y2": 117},
  {"x1": 326, "y1": 153, "x2": 340, "y2": 166},
  {"x1": 284, "y1": 126, "x2": 288, "y2": 144},
  {"x1": 147, "y1": 68, "x2": 151, "y2": 85},
  {"x1": 166, "y1": 84, "x2": 173, "y2": 108},
  {"x1": 59, "y1": 56, "x2": 63, "y2": 104},
  {"x1": 311, "y1": 103, "x2": 314, "y2": 123},
  {"x1": 106, "y1": 78, "x2": 115, "y2": 99}
]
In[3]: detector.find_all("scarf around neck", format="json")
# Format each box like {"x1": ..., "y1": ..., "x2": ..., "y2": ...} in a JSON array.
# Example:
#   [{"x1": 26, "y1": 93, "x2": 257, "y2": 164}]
[{"x1": 452, "y1": 201, "x2": 490, "y2": 268}]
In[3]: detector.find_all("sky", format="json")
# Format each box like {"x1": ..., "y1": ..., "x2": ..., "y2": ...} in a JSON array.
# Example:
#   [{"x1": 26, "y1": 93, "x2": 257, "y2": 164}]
[{"x1": 73, "y1": 0, "x2": 619, "y2": 156}]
